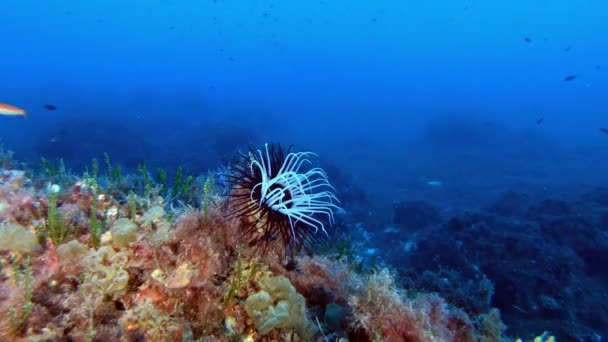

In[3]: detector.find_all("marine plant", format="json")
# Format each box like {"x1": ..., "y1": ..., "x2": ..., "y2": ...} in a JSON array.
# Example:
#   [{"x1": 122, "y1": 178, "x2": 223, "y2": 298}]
[
  {"x1": 157, "y1": 166, "x2": 195, "y2": 205},
  {"x1": 223, "y1": 247, "x2": 245, "y2": 308},
  {"x1": 202, "y1": 175, "x2": 216, "y2": 225},
  {"x1": 46, "y1": 191, "x2": 66, "y2": 245},
  {"x1": 0, "y1": 144, "x2": 15, "y2": 169},
  {"x1": 225, "y1": 143, "x2": 342, "y2": 255},
  {"x1": 89, "y1": 192, "x2": 102, "y2": 248},
  {"x1": 40, "y1": 157, "x2": 67, "y2": 185},
  {"x1": 171, "y1": 166, "x2": 184, "y2": 199},
  {"x1": 315, "y1": 230, "x2": 365, "y2": 271},
  {"x1": 103, "y1": 152, "x2": 123, "y2": 187},
  {"x1": 128, "y1": 191, "x2": 138, "y2": 220},
  {"x1": 158, "y1": 169, "x2": 168, "y2": 194},
  {"x1": 83, "y1": 158, "x2": 100, "y2": 190},
  {"x1": 7, "y1": 257, "x2": 33, "y2": 336},
  {"x1": 137, "y1": 162, "x2": 154, "y2": 197}
]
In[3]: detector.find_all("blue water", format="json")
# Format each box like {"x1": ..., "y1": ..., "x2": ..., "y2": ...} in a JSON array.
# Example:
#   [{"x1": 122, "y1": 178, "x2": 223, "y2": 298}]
[{"x1": 2, "y1": 1, "x2": 608, "y2": 339}]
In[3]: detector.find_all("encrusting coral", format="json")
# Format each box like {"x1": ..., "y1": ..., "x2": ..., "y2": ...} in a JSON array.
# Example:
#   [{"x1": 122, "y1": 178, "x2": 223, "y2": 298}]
[{"x1": 0, "y1": 148, "x2": 520, "y2": 342}]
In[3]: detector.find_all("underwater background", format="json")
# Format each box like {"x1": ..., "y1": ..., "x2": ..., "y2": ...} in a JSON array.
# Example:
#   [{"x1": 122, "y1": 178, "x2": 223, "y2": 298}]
[{"x1": 1, "y1": 0, "x2": 608, "y2": 341}]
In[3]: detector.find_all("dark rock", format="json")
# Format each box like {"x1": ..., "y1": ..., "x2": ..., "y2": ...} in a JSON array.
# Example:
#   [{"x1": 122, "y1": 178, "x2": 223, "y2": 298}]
[
  {"x1": 393, "y1": 200, "x2": 442, "y2": 229},
  {"x1": 528, "y1": 199, "x2": 571, "y2": 218},
  {"x1": 600, "y1": 211, "x2": 608, "y2": 229},
  {"x1": 581, "y1": 187, "x2": 608, "y2": 206},
  {"x1": 486, "y1": 191, "x2": 530, "y2": 216},
  {"x1": 394, "y1": 210, "x2": 605, "y2": 339}
]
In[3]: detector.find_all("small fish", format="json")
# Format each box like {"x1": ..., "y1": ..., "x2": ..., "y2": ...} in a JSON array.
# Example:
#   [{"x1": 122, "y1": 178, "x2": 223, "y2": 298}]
[
  {"x1": 600, "y1": 128, "x2": 608, "y2": 135},
  {"x1": 49, "y1": 130, "x2": 67, "y2": 143},
  {"x1": 563, "y1": 75, "x2": 577, "y2": 81},
  {"x1": 596, "y1": 65, "x2": 601, "y2": 70},
  {"x1": 426, "y1": 180, "x2": 443, "y2": 188},
  {"x1": 524, "y1": 37, "x2": 532, "y2": 43},
  {"x1": 0, "y1": 103, "x2": 26, "y2": 117},
  {"x1": 43, "y1": 104, "x2": 57, "y2": 110},
  {"x1": 564, "y1": 46, "x2": 572, "y2": 52},
  {"x1": 366, "y1": 248, "x2": 378, "y2": 255},
  {"x1": 536, "y1": 117, "x2": 544, "y2": 125}
]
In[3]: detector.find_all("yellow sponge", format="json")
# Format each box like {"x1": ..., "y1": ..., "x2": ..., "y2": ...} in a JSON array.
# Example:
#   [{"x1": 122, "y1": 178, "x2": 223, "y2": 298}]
[{"x1": 244, "y1": 275, "x2": 317, "y2": 338}]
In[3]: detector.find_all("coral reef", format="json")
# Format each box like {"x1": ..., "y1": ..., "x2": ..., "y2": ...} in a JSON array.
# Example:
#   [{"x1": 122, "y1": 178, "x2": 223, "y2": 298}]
[{"x1": 0, "y1": 152, "x2": 517, "y2": 342}]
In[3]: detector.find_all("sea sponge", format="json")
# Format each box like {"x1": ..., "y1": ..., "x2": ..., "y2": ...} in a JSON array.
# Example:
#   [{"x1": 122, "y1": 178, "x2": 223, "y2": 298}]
[
  {"x1": 81, "y1": 246, "x2": 130, "y2": 298},
  {"x1": 141, "y1": 205, "x2": 165, "y2": 228},
  {"x1": 0, "y1": 222, "x2": 38, "y2": 253},
  {"x1": 244, "y1": 290, "x2": 288, "y2": 334},
  {"x1": 0, "y1": 201, "x2": 8, "y2": 215},
  {"x1": 244, "y1": 275, "x2": 317, "y2": 339},
  {"x1": 152, "y1": 220, "x2": 172, "y2": 244},
  {"x1": 110, "y1": 218, "x2": 138, "y2": 248},
  {"x1": 56, "y1": 240, "x2": 88, "y2": 265},
  {"x1": 56, "y1": 239, "x2": 88, "y2": 276},
  {"x1": 151, "y1": 263, "x2": 194, "y2": 289}
]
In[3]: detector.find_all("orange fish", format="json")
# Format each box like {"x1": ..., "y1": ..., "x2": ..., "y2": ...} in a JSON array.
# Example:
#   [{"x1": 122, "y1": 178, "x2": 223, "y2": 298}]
[{"x1": 0, "y1": 103, "x2": 27, "y2": 117}]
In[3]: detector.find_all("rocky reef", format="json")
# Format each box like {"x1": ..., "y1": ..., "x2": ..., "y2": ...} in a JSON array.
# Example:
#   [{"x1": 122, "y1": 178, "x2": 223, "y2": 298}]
[{"x1": 0, "y1": 150, "x2": 552, "y2": 342}]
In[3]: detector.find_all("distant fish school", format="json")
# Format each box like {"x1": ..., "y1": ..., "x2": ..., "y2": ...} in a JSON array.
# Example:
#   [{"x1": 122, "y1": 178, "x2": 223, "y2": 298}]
[{"x1": 0, "y1": 103, "x2": 26, "y2": 117}]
